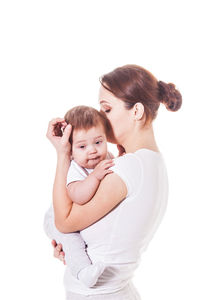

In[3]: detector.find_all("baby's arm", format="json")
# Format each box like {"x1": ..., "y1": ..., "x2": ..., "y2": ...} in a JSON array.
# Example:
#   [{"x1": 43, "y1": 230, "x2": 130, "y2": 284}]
[{"x1": 68, "y1": 159, "x2": 114, "y2": 205}]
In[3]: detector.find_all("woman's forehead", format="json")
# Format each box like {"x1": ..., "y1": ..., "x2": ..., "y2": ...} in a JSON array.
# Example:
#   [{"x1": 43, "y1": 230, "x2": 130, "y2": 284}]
[{"x1": 98, "y1": 87, "x2": 117, "y2": 105}]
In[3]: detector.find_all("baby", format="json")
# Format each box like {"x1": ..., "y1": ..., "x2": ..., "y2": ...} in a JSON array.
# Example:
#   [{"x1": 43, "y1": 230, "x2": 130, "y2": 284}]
[
  {"x1": 44, "y1": 106, "x2": 114, "y2": 287},
  {"x1": 65, "y1": 105, "x2": 114, "y2": 203}
]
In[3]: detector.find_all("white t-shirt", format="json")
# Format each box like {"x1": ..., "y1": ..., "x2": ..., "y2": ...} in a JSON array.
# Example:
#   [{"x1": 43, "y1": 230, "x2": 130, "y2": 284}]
[
  {"x1": 60, "y1": 149, "x2": 169, "y2": 295},
  {"x1": 44, "y1": 149, "x2": 168, "y2": 296}
]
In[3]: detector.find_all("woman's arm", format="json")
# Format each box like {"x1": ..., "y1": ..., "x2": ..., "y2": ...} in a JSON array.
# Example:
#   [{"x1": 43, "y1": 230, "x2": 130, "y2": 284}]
[{"x1": 54, "y1": 157, "x2": 127, "y2": 233}]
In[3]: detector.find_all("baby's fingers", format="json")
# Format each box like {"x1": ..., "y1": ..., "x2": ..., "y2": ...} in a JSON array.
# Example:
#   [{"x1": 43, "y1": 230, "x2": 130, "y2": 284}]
[
  {"x1": 103, "y1": 160, "x2": 115, "y2": 169},
  {"x1": 104, "y1": 169, "x2": 114, "y2": 175}
]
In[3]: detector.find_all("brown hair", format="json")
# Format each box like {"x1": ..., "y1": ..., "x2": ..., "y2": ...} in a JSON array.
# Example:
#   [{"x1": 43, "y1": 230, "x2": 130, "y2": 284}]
[
  {"x1": 100, "y1": 64, "x2": 182, "y2": 124},
  {"x1": 64, "y1": 105, "x2": 110, "y2": 143}
]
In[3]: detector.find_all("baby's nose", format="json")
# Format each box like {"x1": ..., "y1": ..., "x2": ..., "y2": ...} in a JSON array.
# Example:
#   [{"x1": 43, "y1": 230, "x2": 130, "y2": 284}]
[{"x1": 88, "y1": 145, "x2": 97, "y2": 154}]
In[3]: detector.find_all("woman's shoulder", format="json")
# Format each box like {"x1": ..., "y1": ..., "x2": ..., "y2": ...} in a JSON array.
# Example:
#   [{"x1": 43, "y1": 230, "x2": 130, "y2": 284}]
[
  {"x1": 114, "y1": 149, "x2": 163, "y2": 164},
  {"x1": 113, "y1": 152, "x2": 142, "y2": 165},
  {"x1": 110, "y1": 154, "x2": 143, "y2": 196},
  {"x1": 112, "y1": 154, "x2": 142, "y2": 178},
  {"x1": 112, "y1": 148, "x2": 163, "y2": 173},
  {"x1": 112, "y1": 153, "x2": 143, "y2": 177}
]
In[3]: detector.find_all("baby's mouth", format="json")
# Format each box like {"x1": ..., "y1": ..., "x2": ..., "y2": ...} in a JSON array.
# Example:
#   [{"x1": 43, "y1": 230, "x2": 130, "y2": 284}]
[{"x1": 88, "y1": 156, "x2": 100, "y2": 161}]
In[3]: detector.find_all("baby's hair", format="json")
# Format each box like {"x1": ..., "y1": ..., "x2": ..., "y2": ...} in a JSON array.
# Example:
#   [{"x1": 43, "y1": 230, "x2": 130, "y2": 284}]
[{"x1": 64, "y1": 105, "x2": 110, "y2": 143}]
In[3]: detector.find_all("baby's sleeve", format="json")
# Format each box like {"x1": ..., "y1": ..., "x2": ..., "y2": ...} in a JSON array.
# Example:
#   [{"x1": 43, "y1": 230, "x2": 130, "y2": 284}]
[{"x1": 67, "y1": 160, "x2": 87, "y2": 186}]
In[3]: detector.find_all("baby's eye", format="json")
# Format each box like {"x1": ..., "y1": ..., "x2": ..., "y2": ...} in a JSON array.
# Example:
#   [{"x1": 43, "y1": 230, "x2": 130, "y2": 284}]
[
  {"x1": 96, "y1": 141, "x2": 102, "y2": 145},
  {"x1": 80, "y1": 145, "x2": 85, "y2": 149}
]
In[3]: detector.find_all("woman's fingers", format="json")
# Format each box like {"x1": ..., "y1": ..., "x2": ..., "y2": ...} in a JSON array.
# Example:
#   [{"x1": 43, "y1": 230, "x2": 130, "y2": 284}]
[
  {"x1": 56, "y1": 248, "x2": 66, "y2": 264},
  {"x1": 58, "y1": 251, "x2": 64, "y2": 261},
  {"x1": 49, "y1": 118, "x2": 65, "y2": 126},
  {"x1": 51, "y1": 241, "x2": 66, "y2": 264},
  {"x1": 60, "y1": 251, "x2": 66, "y2": 264},
  {"x1": 52, "y1": 242, "x2": 62, "y2": 257},
  {"x1": 46, "y1": 118, "x2": 71, "y2": 140},
  {"x1": 53, "y1": 119, "x2": 68, "y2": 137},
  {"x1": 48, "y1": 118, "x2": 66, "y2": 132},
  {"x1": 61, "y1": 124, "x2": 72, "y2": 142},
  {"x1": 51, "y1": 239, "x2": 57, "y2": 248},
  {"x1": 46, "y1": 118, "x2": 72, "y2": 155},
  {"x1": 46, "y1": 118, "x2": 67, "y2": 138}
]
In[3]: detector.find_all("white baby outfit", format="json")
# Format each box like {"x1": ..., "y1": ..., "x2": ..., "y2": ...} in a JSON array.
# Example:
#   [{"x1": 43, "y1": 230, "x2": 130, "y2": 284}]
[
  {"x1": 44, "y1": 149, "x2": 169, "y2": 299},
  {"x1": 44, "y1": 160, "x2": 105, "y2": 288}
]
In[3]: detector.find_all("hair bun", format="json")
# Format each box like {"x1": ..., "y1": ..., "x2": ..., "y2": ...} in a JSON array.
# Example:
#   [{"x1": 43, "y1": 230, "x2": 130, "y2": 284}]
[{"x1": 158, "y1": 81, "x2": 182, "y2": 111}]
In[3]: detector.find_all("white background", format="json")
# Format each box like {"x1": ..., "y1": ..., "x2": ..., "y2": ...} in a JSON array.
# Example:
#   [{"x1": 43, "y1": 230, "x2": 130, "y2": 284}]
[{"x1": 0, "y1": 0, "x2": 199, "y2": 299}]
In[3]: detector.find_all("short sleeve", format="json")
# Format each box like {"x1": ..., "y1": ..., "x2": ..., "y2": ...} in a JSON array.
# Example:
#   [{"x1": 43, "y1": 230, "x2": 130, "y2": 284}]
[
  {"x1": 67, "y1": 160, "x2": 87, "y2": 186},
  {"x1": 110, "y1": 154, "x2": 143, "y2": 197}
]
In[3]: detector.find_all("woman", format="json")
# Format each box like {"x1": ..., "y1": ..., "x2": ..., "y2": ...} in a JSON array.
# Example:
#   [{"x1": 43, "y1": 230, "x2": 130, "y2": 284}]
[{"x1": 45, "y1": 64, "x2": 182, "y2": 299}]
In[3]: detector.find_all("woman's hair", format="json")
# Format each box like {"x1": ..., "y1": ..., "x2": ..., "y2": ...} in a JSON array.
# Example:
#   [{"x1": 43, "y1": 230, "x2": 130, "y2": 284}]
[
  {"x1": 64, "y1": 105, "x2": 110, "y2": 143},
  {"x1": 100, "y1": 64, "x2": 182, "y2": 124}
]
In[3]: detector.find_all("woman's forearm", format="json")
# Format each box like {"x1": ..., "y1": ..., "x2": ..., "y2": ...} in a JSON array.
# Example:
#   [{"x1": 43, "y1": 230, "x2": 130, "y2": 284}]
[{"x1": 53, "y1": 154, "x2": 72, "y2": 229}]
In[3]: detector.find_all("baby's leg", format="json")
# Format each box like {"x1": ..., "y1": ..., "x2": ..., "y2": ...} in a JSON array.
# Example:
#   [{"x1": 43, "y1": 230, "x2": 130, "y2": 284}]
[
  {"x1": 44, "y1": 206, "x2": 105, "y2": 287},
  {"x1": 61, "y1": 232, "x2": 105, "y2": 287}
]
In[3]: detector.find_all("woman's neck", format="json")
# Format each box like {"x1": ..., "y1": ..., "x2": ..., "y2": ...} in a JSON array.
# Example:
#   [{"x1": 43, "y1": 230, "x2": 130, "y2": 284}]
[{"x1": 122, "y1": 123, "x2": 159, "y2": 154}]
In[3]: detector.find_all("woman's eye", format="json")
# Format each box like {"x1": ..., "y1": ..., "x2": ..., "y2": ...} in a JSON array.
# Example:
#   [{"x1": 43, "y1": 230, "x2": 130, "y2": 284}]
[
  {"x1": 105, "y1": 109, "x2": 111, "y2": 113},
  {"x1": 96, "y1": 141, "x2": 102, "y2": 145}
]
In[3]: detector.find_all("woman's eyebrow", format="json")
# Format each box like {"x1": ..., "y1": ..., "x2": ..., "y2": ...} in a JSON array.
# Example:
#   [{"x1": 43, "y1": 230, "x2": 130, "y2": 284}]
[{"x1": 100, "y1": 100, "x2": 110, "y2": 105}]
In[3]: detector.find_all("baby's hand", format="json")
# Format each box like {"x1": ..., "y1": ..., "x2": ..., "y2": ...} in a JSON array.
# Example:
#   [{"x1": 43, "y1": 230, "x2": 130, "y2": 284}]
[{"x1": 92, "y1": 159, "x2": 115, "y2": 181}]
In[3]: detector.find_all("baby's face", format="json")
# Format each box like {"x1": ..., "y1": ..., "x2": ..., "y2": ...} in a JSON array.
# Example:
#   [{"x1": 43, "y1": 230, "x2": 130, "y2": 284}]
[{"x1": 72, "y1": 124, "x2": 107, "y2": 169}]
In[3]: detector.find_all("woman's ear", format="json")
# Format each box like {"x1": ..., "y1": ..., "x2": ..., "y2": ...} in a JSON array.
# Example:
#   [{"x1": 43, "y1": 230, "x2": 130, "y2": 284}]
[{"x1": 133, "y1": 102, "x2": 144, "y2": 121}]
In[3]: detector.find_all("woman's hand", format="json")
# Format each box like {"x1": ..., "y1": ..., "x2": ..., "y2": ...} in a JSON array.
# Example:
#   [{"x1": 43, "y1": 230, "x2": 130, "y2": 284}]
[
  {"x1": 46, "y1": 118, "x2": 72, "y2": 156},
  {"x1": 51, "y1": 240, "x2": 66, "y2": 265}
]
